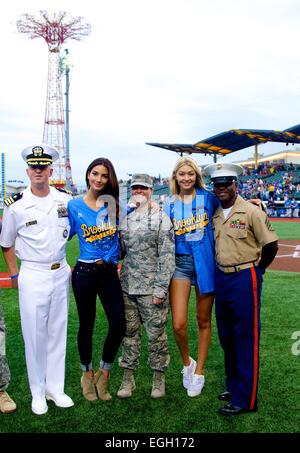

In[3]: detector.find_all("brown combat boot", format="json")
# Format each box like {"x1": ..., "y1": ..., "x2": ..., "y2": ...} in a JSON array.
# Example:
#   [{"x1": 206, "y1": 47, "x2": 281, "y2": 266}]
[
  {"x1": 117, "y1": 369, "x2": 136, "y2": 399},
  {"x1": 81, "y1": 372, "x2": 98, "y2": 401},
  {"x1": 94, "y1": 370, "x2": 112, "y2": 401},
  {"x1": 151, "y1": 371, "x2": 165, "y2": 399},
  {"x1": 0, "y1": 391, "x2": 17, "y2": 413}
]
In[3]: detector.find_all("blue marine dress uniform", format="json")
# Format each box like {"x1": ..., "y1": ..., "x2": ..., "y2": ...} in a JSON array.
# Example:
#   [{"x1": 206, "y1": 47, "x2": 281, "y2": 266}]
[
  {"x1": 204, "y1": 163, "x2": 278, "y2": 414},
  {"x1": 0, "y1": 145, "x2": 72, "y2": 410}
]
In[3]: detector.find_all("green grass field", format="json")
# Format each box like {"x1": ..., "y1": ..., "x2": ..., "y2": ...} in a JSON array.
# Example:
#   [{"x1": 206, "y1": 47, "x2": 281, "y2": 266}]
[{"x1": 0, "y1": 221, "x2": 299, "y2": 433}]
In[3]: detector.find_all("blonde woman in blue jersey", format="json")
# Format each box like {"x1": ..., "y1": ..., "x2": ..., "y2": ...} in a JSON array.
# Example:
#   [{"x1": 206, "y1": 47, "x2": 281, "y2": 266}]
[
  {"x1": 68, "y1": 158, "x2": 126, "y2": 402},
  {"x1": 164, "y1": 157, "x2": 219, "y2": 397}
]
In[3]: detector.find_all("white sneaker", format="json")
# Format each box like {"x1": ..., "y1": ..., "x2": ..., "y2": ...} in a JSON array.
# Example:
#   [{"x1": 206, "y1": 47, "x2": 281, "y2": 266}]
[
  {"x1": 181, "y1": 357, "x2": 197, "y2": 389},
  {"x1": 31, "y1": 397, "x2": 48, "y2": 415},
  {"x1": 46, "y1": 392, "x2": 74, "y2": 408},
  {"x1": 187, "y1": 374, "x2": 205, "y2": 397}
]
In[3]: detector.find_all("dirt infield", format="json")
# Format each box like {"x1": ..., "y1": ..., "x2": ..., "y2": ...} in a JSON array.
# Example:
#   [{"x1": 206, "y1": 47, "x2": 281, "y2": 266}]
[
  {"x1": 271, "y1": 218, "x2": 300, "y2": 223},
  {"x1": 0, "y1": 264, "x2": 122, "y2": 289},
  {"x1": 0, "y1": 238, "x2": 299, "y2": 288},
  {"x1": 269, "y1": 240, "x2": 300, "y2": 273}
]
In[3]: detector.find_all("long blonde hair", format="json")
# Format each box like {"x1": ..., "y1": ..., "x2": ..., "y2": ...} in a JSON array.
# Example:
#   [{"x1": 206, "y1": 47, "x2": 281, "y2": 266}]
[{"x1": 169, "y1": 156, "x2": 205, "y2": 195}]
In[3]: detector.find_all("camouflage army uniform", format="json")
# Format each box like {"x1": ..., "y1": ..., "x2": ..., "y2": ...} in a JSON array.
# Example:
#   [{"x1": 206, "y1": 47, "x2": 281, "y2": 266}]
[
  {"x1": 0, "y1": 304, "x2": 10, "y2": 392},
  {"x1": 119, "y1": 203, "x2": 175, "y2": 372}
]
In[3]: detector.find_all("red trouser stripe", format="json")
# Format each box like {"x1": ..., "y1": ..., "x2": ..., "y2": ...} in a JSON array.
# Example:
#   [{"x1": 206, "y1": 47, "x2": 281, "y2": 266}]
[{"x1": 250, "y1": 267, "x2": 259, "y2": 409}]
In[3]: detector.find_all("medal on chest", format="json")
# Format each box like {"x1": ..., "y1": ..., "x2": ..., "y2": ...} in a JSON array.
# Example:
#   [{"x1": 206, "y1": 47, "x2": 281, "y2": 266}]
[
  {"x1": 229, "y1": 218, "x2": 246, "y2": 229},
  {"x1": 57, "y1": 204, "x2": 69, "y2": 218}
]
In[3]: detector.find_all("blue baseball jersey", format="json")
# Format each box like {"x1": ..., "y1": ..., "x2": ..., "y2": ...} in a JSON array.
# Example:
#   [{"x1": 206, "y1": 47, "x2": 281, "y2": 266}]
[
  {"x1": 68, "y1": 198, "x2": 119, "y2": 264},
  {"x1": 164, "y1": 188, "x2": 219, "y2": 294}
]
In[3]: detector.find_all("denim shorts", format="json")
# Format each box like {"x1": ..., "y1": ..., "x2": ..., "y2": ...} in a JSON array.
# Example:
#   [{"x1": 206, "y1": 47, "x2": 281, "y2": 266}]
[{"x1": 173, "y1": 254, "x2": 196, "y2": 285}]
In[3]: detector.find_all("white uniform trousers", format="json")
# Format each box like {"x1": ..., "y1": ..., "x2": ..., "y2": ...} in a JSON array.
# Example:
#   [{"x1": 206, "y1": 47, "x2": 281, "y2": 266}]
[{"x1": 18, "y1": 260, "x2": 71, "y2": 399}]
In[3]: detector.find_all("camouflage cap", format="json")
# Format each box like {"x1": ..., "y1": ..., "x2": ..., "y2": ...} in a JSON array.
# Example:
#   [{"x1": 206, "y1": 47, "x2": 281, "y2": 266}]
[{"x1": 131, "y1": 173, "x2": 153, "y2": 188}]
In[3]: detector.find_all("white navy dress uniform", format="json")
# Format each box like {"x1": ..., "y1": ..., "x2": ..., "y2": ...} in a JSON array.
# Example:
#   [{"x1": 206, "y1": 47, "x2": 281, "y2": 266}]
[{"x1": 0, "y1": 145, "x2": 74, "y2": 415}]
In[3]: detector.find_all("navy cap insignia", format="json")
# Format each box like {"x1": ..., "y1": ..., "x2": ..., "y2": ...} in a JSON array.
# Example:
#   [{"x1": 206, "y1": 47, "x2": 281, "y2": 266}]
[{"x1": 32, "y1": 146, "x2": 44, "y2": 157}]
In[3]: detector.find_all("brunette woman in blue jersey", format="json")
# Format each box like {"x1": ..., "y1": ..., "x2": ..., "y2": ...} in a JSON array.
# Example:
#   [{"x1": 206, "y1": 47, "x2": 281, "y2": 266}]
[
  {"x1": 164, "y1": 157, "x2": 219, "y2": 397},
  {"x1": 68, "y1": 158, "x2": 126, "y2": 402}
]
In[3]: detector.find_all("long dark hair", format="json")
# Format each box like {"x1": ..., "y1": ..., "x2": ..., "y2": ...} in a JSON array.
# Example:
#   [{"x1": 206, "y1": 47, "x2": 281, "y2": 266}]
[{"x1": 85, "y1": 157, "x2": 120, "y2": 220}]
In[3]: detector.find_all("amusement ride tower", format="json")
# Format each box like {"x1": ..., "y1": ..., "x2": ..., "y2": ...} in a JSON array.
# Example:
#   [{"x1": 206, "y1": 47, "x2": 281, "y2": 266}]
[{"x1": 16, "y1": 11, "x2": 91, "y2": 189}]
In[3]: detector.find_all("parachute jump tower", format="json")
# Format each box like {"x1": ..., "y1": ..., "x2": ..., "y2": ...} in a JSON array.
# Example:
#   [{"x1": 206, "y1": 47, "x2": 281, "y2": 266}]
[{"x1": 16, "y1": 11, "x2": 91, "y2": 189}]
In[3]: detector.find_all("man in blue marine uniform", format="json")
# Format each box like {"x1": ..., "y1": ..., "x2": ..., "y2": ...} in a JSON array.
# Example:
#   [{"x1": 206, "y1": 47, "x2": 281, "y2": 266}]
[
  {"x1": 204, "y1": 162, "x2": 278, "y2": 416},
  {"x1": 0, "y1": 144, "x2": 74, "y2": 415}
]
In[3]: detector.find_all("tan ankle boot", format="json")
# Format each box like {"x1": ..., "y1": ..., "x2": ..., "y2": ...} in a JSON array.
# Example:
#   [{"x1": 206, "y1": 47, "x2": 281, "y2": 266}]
[
  {"x1": 94, "y1": 370, "x2": 112, "y2": 401},
  {"x1": 81, "y1": 372, "x2": 98, "y2": 401},
  {"x1": 151, "y1": 371, "x2": 165, "y2": 399},
  {"x1": 117, "y1": 369, "x2": 136, "y2": 399},
  {"x1": 0, "y1": 391, "x2": 17, "y2": 413}
]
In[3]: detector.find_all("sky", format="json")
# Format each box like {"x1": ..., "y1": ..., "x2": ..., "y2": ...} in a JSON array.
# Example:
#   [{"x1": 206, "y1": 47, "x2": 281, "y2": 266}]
[{"x1": 1, "y1": 0, "x2": 300, "y2": 187}]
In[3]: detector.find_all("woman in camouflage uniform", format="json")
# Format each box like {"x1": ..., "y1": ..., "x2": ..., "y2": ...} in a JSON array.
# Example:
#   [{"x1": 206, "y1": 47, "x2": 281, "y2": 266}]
[{"x1": 117, "y1": 174, "x2": 175, "y2": 399}]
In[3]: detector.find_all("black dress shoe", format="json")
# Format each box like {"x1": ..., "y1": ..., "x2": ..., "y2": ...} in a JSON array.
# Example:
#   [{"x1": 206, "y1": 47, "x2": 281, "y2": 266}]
[
  {"x1": 218, "y1": 391, "x2": 232, "y2": 402},
  {"x1": 218, "y1": 403, "x2": 257, "y2": 416}
]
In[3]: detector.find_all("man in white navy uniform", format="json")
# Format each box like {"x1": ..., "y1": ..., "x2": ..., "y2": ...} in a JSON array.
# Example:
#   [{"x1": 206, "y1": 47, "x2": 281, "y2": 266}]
[{"x1": 0, "y1": 145, "x2": 74, "y2": 415}]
